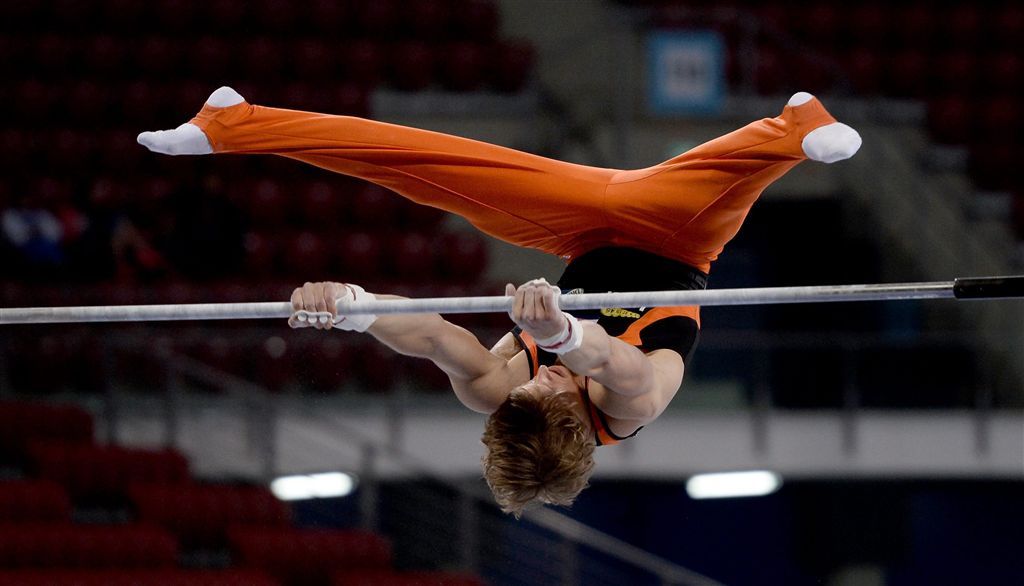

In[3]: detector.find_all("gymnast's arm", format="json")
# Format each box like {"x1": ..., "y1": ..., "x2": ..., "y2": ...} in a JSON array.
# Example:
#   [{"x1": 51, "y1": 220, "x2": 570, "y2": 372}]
[
  {"x1": 289, "y1": 281, "x2": 519, "y2": 414},
  {"x1": 509, "y1": 280, "x2": 684, "y2": 422}
]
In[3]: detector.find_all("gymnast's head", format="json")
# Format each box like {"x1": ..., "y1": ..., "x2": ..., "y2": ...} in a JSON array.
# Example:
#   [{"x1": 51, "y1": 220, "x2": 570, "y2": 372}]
[{"x1": 481, "y1": 365, "x2": 595, "y2": 517}]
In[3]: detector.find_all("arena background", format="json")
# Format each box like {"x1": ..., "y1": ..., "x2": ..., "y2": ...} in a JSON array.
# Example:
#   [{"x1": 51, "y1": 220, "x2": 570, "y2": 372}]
[{"x1": 1, "y1": 1, "x2": 1022, "y2": 585}]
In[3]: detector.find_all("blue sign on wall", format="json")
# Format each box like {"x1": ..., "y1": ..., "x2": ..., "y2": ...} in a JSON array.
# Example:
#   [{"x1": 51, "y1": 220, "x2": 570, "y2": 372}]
[{"x1": 647, "y1": 31, "x2": 725, "y2": 116}]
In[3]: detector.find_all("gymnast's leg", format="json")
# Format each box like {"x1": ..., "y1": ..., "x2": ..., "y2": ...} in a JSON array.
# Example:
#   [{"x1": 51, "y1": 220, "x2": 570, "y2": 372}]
[
  {"x1": 138, "y1": 87, "x2": 615, "y2": 259},
  {"x1": 601, "y1": 92, "x2": 861, "y2": 273}
]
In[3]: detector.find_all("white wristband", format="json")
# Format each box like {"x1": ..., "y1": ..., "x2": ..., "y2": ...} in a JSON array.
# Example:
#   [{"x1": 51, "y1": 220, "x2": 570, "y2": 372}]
[
  {"x1": 332, "y1": 284, "x2": 378, "y2": 332},
  {"x1": 534, "y1": 312, "x2": 584, "y2": 355}
]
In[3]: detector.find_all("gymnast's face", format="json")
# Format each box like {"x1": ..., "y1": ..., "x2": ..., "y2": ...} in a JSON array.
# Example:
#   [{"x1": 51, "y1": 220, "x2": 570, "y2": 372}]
[{"x1": 519, "y1": 365, "x2": 589, "y2": 420}]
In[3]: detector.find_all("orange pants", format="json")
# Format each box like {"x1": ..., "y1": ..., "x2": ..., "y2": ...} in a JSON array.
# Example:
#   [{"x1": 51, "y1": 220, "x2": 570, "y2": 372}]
[{"x1": 191, "y1": 97, "x2": 835, "y2": 274}]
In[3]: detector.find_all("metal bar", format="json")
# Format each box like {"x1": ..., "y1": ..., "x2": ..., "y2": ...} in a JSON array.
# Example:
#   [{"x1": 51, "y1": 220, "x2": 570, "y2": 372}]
[{"x1": 5, "y1": 277, "x2": 1020, "y2": 325}]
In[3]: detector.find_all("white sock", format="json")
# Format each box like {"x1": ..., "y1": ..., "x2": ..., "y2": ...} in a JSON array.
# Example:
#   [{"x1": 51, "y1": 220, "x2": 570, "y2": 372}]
[
  {"x1": 137, "y1": 123, "x2": 213, "y2": 155},
  {"x1": 802, "y1": 122, "x2": 862, "y2": 164},
  {"x1": 788, "y1": 91, "x2": 814, "y2": 107},
  {"x1": 136, "y1": 86, "x2": 244, "y2": 156},
  {"x1": 206, "y1": 86, "x2": 244, "y2": 108}
]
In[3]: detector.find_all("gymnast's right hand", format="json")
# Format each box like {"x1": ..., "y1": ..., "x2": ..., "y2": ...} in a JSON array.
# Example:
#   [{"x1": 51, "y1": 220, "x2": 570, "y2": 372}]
[{"x1": 288, "y1": 281, "x2": 379, "y2": 332}]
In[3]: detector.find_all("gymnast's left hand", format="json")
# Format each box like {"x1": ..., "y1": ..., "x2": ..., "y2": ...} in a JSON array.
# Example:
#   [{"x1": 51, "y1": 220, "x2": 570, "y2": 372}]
[
  {"x1": 289, "y1": 281, "x2": 343, "y2": 330},
  {"x1": 506, "y1": 279, "x2": 566, "y2": 340}
]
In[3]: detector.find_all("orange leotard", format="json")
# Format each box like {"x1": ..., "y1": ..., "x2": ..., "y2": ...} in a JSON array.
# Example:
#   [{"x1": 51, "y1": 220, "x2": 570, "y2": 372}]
[{"x1": 190, "y1": 96, "x2": 835, "y2": 274}]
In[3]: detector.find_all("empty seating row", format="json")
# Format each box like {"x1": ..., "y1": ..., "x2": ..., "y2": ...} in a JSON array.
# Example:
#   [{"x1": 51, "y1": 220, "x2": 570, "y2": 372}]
[
  {"x1": 227, "y1": 181, "x2": 449, "y2": 231},
  {"x1": 0, "y1": 523, "x2": 177, "y2": 568},
  {"x1": 0, "y1": 569, "x2": 278, "y2": 586},
  {"x1": 0, "y1": 0, "x2": 502, "y2": 42},
  {"x1": 0, "y1": 175, "x2": 452, "y2": 231},
  {"x1": 243, "y1": 230, "x2": 489, "y2": 282},
  {"x1": 28, "y1": 443, "x2": 190, "y2": 502},
  {"x1": 0, "y1": 402, "x2": 93, "y2": 464},
  {"x1": 0, "y1": 480, "x2": 71, "y2": 523},
  {"x1": 4, "y1": 37, "x2": 531, "y2": 90},
  {"x1": 230, "y1": 527, "x2": 392, "y2": 586},
  {"x1": 129, "y1": 483, "x2": 291, "y2": 548}
]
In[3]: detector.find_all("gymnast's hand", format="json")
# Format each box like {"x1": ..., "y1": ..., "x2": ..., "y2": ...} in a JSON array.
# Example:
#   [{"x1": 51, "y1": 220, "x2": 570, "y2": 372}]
[
  {"x1": 289, "y1": 281, "x2": 379, "y2": 332},
  {"x1": 505, "y1": 279, "x2": 567, "y2": 341},
  {"x1": 289, "y1": 282, "x2": 343, "y2": 330}
]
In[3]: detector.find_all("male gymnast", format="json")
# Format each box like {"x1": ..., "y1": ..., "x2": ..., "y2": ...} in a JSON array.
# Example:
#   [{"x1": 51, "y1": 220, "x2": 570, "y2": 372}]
[{"x1": 139, "y1": 87, "x2": 860, "y2": 515}]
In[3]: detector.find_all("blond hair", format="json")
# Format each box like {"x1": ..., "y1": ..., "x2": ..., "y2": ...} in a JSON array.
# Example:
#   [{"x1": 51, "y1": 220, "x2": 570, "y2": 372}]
[{"x1": 481, "y1": 389, "x2": 595, "y2": 517}]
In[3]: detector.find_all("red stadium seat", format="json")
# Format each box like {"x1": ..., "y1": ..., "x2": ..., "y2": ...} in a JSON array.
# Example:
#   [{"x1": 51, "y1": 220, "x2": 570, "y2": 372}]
[
  {"x1": 244, "y1": 232, "x2": 283, "y2": 277},
  {"x1": 189, "y1": 334, "x2": 245, "y2": 378},
  {"x1": 0, "y1": 524, "x2": 177, "y2": 569},
  {"x1": 299, "y1": 181, "x2": 345, "y2": 228},
  {"x1": 293, "y1": 40, "x2": 340, "y2": 81},
  {"x1": 849, "y1": 4, "x2": 890, "y2": 46},
  {"x1": 286, "y1": 231, "x2": 333, "y2": 277},
  {"x1": 353, "y1": 0, "x2": 399, "y2": 38},
  {"x1": 967, "y1": 142, "x2": 1016, "y2": 191},
  {"x1": 135, "y1": 38, "x2": 182, "y2": 76},
  {"x1": 333, "y1": 570, "x2": 486, "y2": 586},
  {"x1": 122, "y1": 80, "x2": 170, "y2": 125},
  {"x1": 0, "y1": 481, "x2": 72, "y2": 524},
  {"x1": 83, "y1": 36, "x2": 128, "y2": 77},
  {"x1": 0, "y1": 402, "x2": 93, "y2": 465},
  {"x1": 336, "y1": 232, "x2": 385, "y2": 280},
  {"x1": 242, "y1": 38, "x2": 287, "y2": 81},
  {"x1": 13, "y1": 80, "x2": 58, "y2": 126},
  {"x1": 33, "y1": 34, "x2": 73, "y2": 74},
  {"x1": 340, "y1": 40, "x2": 387, "y2": 86},
  {"x1": 452, "y1": 0, "x2": 500, "y2": 42},
  {"x1": 982, "y1": 52, "x2": 1023, "y2": 94},
  {"x1": 27, "y1": 443, "x2": 190, "y2": 502},
  {"x1": 928, "y1": 96, "x2": 971, "y2": 145},
  {"x1": 402, "y1": 0, "x2": 452, "y2": 41},
  {"x1": 943, "y1": 4, "x2": 982, "y2": 48},
  {"x1": 246, "y1": 179, "x2": 289, "y2": 227},
  {"x1": 490, "y1": 40, "x2": 535, "y2": 93},
  {"x1": 884, "y1": 49, "x2": 928, "y2": 98},
  {"x1": 129, "y1": 483, "x2": 290, "y2": 548},
  {"x1": 253, "y1": 334, "x2": 297, "y2": 392},
  {"x1": 329, "y1": 83, "x2": 371, "y2": 117},
  {"x1": 0, "y1": 569, "x2": 279, "y2": 586},
  {"x1": 929, "y1": 51, "x2": 979, "y2": 96},
  {"x1": 976, "y1": 95, "x2": 1022, "y2": 142},
  {"x1": 207, "y1": 0, "x2": 250, "y2": 31},
  {"x1": 796, "y1": 4, "x2": 841, "y2": 46},
  {"x1": 350, "y1": 184, "x2": 400, "y2": 228},
  {"x1": 437, "y1": 232, "x2": 489, "y2": 282},
  {"x1": 229, "y1": 527, "x2": 392, "y2": 586},
  {"x1": 300, "y1": 336, "x2": 355, "y2": 391},
  {"x1": 897, "y1": 3, "x2": 936, "y2": 49},
  {"x1": 307, "y1": 0, "x2": 350, "y2": 34},
  {"x1": 390, "y1": 232, "x2": 436, "y2": 280},
  {"x1": 992, "y1": 4, "x2": 1024, "y2": 49},
  {"x1": 189, "y1": 37, "x2": 234, "y2": 82},
  {"x1": 153, "y1": 0, "x2": 200, "y2": 33},
  {"x1": 439, "y1": 42, "x2": 488, "y2": 92},
  {"x1": 389, "y1": 42, "x2": 437, "y2": 91},
  {"x1": 67, "y1": 82, "x2": 108, "y2": 126},
  {"x1": 352, "y1": 343, "x2": 400, "y2": 392},
  {"x1": 255, "y1": 0, "x2": 299, "y2": 33}
]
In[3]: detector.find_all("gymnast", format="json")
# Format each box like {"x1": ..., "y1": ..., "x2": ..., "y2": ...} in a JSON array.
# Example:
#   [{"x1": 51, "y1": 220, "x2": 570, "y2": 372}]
[{"x1": 139, "y1": 87, "x2": 861, "y2": 516}]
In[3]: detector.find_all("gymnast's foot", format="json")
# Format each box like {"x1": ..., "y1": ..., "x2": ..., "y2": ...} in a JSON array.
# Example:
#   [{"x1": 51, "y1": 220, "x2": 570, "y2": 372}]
[
  {"x1": 789, "y1": 92, "x2": 862, "y2": 164},
  {"x1": 136, "y1": 86, "x2": 244, "y2": 155}
]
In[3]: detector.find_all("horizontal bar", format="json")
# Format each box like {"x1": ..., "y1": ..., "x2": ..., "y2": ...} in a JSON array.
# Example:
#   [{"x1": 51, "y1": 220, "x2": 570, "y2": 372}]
[{"x1": 0, "y1": 277, "x2": 1018, "y2": 325}]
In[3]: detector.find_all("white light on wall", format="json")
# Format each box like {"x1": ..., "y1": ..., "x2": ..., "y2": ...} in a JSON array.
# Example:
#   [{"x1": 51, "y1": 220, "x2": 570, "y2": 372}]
[
  {"x1": 270, "y1": 472, "x2": 357, "y2": 501},
  {"x1": 686, "y1": 471, "x2": 782, "y2": 499}
]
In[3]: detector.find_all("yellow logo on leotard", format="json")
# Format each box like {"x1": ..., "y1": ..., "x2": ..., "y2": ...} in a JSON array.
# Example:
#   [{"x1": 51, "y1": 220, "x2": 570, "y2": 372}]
[{"x1": 600, "y1": 307, "x2": 641, "y2": 319}]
